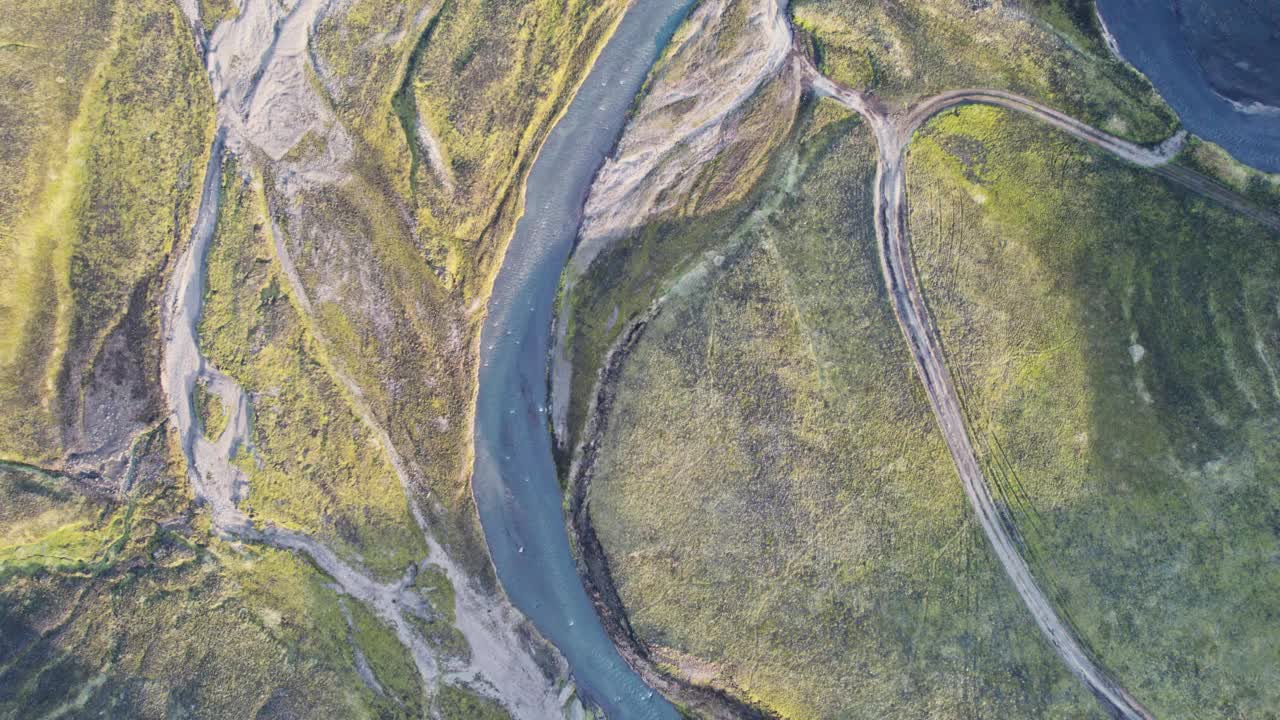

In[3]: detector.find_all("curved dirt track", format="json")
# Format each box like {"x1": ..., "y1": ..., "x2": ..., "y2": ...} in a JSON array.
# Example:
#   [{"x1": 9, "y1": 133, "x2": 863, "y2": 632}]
[
  {"x1": 805, "y1": 63, "x2": 1277, "y2": 720},
  {"x1": 902, "y1": 89, "x2": 1280, "y2": 233},
  {"x1": 867, "y1": 109, "x2": 1159, "y2": 720}
]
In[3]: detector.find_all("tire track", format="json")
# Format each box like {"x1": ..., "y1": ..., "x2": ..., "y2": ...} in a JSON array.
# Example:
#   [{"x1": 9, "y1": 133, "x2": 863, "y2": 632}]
[{"x1": 799, "y1": 59, "x2": 1280, "y2": 719}]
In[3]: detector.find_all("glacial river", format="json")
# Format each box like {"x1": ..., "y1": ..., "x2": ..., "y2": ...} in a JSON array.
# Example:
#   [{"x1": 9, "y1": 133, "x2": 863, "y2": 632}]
[
  {"x1": 470, "y1": 0, "x2": 694, "y2": 717},
  {"x1": 1096, "y1": 0, "x2": 1280, "y2": 172}
]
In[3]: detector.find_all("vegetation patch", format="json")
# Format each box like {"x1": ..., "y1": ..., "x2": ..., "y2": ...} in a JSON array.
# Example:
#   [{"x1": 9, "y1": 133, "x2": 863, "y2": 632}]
[
  {"x1": 0, "y1": 466, "x2": 117, "y2": 580},
  {"x1": 1176, "y1": 135, "x2": 1280, "y2": 208},
  {"x1": 583, "y1": 100, "x2": 1099, "y2": 718},
  {"x1": 406, "y1": 566, "x2": 469, "y2": 660},
  {"x1": 436, "y1": 683, "x2": 512, "y2": 720},
  {"x1": 197, "y1": 0, "x2": 238, "y2": 28},
  {"x1": 347, "y1": 598, "x2": 424, "y2": 712},
  {"x1": 0, "y1": 434, "x2": 396, "y2": 717},
  {"x1": 791, "y1": 0, "x2": 1176, "y2": 142},
  {"x1": 908, "y1": 104, "x2": 1280, "y2": 718},
  {"x1": 193, "y1": 379, "x2": 229, "y2": 441},
  {"x1": 282, "y1": 0, "x2": 633, "y2": 586},
  {"x1": 200, "y1": 166, "x2": 426, "y2": 582},
  {"x1": 0, "y1": 0, "x2": 212, "y2": 464},
  {"x1": 560, "y1": 66, "x2": 801, "y2": 461}
]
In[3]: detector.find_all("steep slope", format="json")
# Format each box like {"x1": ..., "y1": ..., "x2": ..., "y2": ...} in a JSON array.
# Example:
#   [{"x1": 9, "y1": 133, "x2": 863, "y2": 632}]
[
  {"x1": 0, "y1": 0, "x2": 211, "y2": 473},
  {"x1": 553, "y1": 0, "x2": 803, "y2": 458}
]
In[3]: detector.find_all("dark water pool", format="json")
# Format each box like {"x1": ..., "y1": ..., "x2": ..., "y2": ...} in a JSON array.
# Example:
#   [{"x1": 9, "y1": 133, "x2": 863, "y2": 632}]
[{"x1": 1097, "y1": 0, "x2": 1280, "y2": 172}]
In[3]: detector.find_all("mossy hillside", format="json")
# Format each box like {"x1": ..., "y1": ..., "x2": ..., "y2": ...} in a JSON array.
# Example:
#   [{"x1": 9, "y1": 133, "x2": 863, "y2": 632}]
[
  {"x1": 563, "y1": 205, "x2": 749, "y2": 471},
  {"x1": 311, "y1": 0, "x2": 434, "y2": 202},
  {"x1": 791, "y1": 0, "x2": 1176, "y2": 142},
  {"x1": 0, "y1": 0, "x2": 114, "y2": 423},
  {"x1": 0, "y1": 0, "x2": 213, "y2": 464},
  {"x1": 270, "y1": 170, "x2": 490, "y2": 577},
  {"x1": 1176, "y1": 135, "x2": 1280, "y2": 209},
  {"x1": 193, "y1": 379, "x2": 229, "y2": 441},
  {"x1": 907, "y1": 105, "x2": 1280, "y2": 718},
  {"x1": 0, "y1": 0, "x2": 112, "y2": 237},
  {"x1": 313, "y1": 0, "x2": 627, "y2": 296},
  {"x1": 405, "y1": 0, "x2": 627, "y2": 295},
  {"x1": 0, "y1": 445, "x2": 401, "y2": 718},
  {"x1": 588, "y1": 102, "x2": 1099, "y2": 718},
  {"x1": 0, "y1": 466, "x2": 119, "y2": 579},
  {"x1": 199, "y1": 166, "x2": 427, "y2": 582}
]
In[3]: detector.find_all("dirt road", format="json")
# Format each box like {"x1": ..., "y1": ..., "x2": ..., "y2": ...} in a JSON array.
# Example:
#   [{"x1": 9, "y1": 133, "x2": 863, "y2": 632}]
[
  {"x1": 805, "y1": 62, "x2": 1280, "y2": 719},
  {"x1": 160, "y1": 3, "x2": 579, "y2": 716}
]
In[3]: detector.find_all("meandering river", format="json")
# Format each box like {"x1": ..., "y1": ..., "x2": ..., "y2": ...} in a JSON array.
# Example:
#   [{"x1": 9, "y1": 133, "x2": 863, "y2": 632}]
[
  {"x1": 470, "y1": 1, "x2": 694, "y2": 716},
  {"x1": 1096, "y1": 0, "x2": 1280, "y2": 172}
]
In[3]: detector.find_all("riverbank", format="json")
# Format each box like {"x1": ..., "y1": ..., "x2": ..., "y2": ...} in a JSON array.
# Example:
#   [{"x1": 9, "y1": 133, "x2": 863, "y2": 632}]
[
  {"x1": 566, "y1": 300, "x2": 780, "y2": 720},
  {"x1": 1095, "y1": 0, "x2": 1280, "y2": 172}
]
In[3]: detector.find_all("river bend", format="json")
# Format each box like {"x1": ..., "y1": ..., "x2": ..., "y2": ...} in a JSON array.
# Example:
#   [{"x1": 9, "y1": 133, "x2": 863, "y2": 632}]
[{"x1": 470, "y1": 1, "x2": 695, "y2": 717}]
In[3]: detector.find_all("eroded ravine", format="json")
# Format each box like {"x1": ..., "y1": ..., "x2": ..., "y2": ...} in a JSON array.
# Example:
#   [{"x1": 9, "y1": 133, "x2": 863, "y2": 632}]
[{"x1": 160, "y1": 1, "x2": 581, "y2": 717}]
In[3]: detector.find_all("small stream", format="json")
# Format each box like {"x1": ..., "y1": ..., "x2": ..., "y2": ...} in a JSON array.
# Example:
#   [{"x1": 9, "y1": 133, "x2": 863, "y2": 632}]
[
  {"x1": 1096, "y1": 0, "x2": 1280, "y2": 172},
  {"x1": 470, "y1": 0, "x2": 695, "y2": 717}
]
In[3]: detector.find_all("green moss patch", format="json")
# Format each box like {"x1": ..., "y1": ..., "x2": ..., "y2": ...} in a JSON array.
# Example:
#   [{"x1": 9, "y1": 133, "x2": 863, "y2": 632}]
[
  {"x1": 347, "y1": 598, "x2": 424, "y2": 712},
  {"x1": 0, "y1": 437, "x2": 398, "y2": 718},
  {"x1": 437, "y1": 683, "x2": 512, "y2": 720},
  {"x1": 200, "y1": 167, "x2": 426, "y2": 582},
  {"x1": 194, "y1": 379, "x2": 229, "y2": 441},
  {"x1": 0, "y1": 0, "x2": 213, "y2": 463},
  {"x1": 908, "y1": 104, "x2": 1280, "y2": 717}
]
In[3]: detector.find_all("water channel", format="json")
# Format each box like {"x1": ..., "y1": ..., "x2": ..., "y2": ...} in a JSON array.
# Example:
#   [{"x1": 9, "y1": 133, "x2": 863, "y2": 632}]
[{"x1": 471, "y1": 1, "x2": 696, "y2": 716}]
